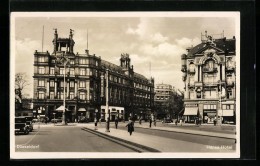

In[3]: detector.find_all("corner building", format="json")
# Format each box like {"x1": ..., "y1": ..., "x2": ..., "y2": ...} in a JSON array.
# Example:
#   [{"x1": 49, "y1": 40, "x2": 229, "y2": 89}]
[
  {"x1": 33, "y1": 29, "x2": 154, "y2": 122},
  {"x1": 181, "y1": 32, "x2": 236, "y2": 124}
]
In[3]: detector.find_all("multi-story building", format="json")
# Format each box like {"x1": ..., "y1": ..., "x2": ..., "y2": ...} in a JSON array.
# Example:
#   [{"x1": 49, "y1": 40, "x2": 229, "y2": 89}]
[
  {"x1": 181, "y1": 32, "x2": 236, "y2": 124},
  {"x1": 154, "y1": 84, "x2": 175, "y2": 119},
  {"x1": 33, "y1": 29, "x2": 154, "y2": 122}
]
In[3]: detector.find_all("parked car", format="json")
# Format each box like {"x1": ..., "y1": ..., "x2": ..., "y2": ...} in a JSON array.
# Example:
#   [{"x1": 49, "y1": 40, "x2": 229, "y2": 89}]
[
  {"x1": 24, "y1": 116, "x2": 34, "y2": 132},
  {"x1": 15, "y1": 117, "x2": 30, "y2": 135},
  {"x1": 78, "y1": 117, "x2": 90, "y2": 123}
]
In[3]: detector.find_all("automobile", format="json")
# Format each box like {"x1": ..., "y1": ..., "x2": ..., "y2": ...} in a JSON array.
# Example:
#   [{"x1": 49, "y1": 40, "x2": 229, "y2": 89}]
[
  {"x1": 78, "y1": 117, "x2": 89, "y2": 123},
  {"x1": 51, "y1": 118, "x2": 62, "y2": 123},
  {"x1": 32, "y1": 118, "x2": 39, "y2": 123},
  {"x1": 15, "y1": 117, "x2": 30, "y2": 135},
  {"x1": 23, "y1": 116, "x2": 34, "y2": 132}
]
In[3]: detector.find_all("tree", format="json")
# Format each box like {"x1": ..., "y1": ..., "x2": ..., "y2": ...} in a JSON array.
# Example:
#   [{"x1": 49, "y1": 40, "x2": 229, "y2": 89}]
[{"x1": 15, "y1": 73, "x2": 30, "y2": 110}]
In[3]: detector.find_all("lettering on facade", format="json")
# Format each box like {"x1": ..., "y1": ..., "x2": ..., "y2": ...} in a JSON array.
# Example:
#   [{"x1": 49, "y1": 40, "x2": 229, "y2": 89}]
[{"x1": 185, "y1": 104, "x2": 198, "y2": 107}]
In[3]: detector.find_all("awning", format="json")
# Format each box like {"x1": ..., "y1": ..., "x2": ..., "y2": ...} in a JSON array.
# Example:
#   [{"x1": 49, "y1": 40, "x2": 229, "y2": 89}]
[
  {"x1": 222, "y1": 110, "x2": 234, "y2": 116},
  {"x1": 78, "y1": 108, "x2": 86, "y2": 112},
  {"x1": 183, "y1": 107, "x2": 198, "y2": 116},
  {"x1": 56, "y1": 106, "x2": 66, "y2": 112}
]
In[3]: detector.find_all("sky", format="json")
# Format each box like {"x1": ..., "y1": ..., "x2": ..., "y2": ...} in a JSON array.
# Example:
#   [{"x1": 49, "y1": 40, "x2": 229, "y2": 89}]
[{"x1": 13, "y1": 13, "x2": 236, "y2": 98}]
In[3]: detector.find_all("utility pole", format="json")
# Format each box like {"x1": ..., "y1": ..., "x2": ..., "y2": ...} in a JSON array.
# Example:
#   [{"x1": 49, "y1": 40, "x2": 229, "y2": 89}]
[
  {"x1": 42, "y1": 25, "x2": 44, "y2": 52},
  {"x1": 105, "y1": 69, "x2": 110, "y2": 132}
]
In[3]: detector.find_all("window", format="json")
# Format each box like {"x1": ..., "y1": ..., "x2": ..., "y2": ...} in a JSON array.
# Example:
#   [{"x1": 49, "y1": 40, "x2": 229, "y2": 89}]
[
  {"x1": 70, "y1": 92, "x2": 74, "y2": 99},
  {"x1": 50, "y1": 80, "x2": 54, "y2": 87},
  {"x1": 60, "y1": 68, "x2": 65, "y2": 75},
  {"x1": 70, "y1": 81, "x2": 74, "y2": 88},
  {"x1": 203, "y1": 104, "x2": 216, "y2": 110},
  {"x1": 60, "y1": 81, "x2": 64, "y2": 87},
  {"x1": 60, "y1": 92, "x2": 64, "y2": 99},
  {"x1": 50, "y1": 67, "x2": 55, "y2": 75},
  {"x1": 70, "y1": 60, "x2": 75, "y2": 65},
  {"x1": 222, "y1": 105, "x2": 227, "y2": 109},
  {"x1": 79, "y1": 81, "x2": 85, "y2": 88},
  {"x1": 39, "y1": 67, "x2": 45, "y2": 74},
  {"x1": 70, "y1": 68, "x2": 75, "y2": 75},
  {"x1": 79, "y1": 58, "x2": 86, "y2": 64},
  {"x1": 80, "y1": 92, "x2": 85, "y2": 100},
  {"x1": 96, "y1": 61, "x2": 98, "y2": 66},
  {"x1": 230, "y1": 105, "x2": 234, "y2": 109},
  {"x1": 50, "y1": 92, "x2": 54, "y2": 99},
  {"x1": 80, "y1": 68, "x2": 86, "y2": 75},
  {"x1": 38, "y1": 56, "x2": 44, "y2": 62},
  {"x1": 39, "y1": 91, "x2": 44, "y2": 99},
  {"x1": 38, "y1": 80, "x2": 44, "y2": 87}
]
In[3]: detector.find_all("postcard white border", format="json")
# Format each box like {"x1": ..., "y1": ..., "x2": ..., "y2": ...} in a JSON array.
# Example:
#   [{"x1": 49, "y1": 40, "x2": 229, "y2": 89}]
[{"x1": 10, "y1": 12, "x2": 240, "y2": 159}]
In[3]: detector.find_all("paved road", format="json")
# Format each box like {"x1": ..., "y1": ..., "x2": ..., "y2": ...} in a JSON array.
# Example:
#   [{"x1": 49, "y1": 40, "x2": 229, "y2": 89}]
[{"x1": 15, "y1": 125, "x2": 136, "y2": 152}]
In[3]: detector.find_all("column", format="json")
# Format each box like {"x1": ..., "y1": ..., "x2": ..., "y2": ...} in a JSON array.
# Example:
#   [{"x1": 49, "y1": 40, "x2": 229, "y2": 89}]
[
  {"x1": 67, "y1": 79, "x2": 70, "y2": 98},
  {"x1": 54, "y1": 80, "x2": 57, "y2": 98},
  {"x1": 75, "y1": 80, "x2": 78, "y2": 97},
  {"x1": 46, "y1": 79, "x2": 49, "y2": 98}
]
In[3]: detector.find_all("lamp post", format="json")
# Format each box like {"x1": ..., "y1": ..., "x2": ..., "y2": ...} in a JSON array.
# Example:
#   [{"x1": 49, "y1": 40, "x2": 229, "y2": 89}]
[
  {"x1": 61, "y1": 54, "x2": 69, "y2": 125},
  {"x1": 105, "y1": 69, "x2": 110, "y2": 132}
]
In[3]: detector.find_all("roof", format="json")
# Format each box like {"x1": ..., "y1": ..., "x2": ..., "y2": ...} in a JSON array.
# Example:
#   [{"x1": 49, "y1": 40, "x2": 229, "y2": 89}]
[
  {"x1": 187, "y1": 38, "x2": 236, "y2": 57},
  {"x1": 101, "y1": 59, "x2": 124, "y2": 73},
  {"x1": 134, "y1": 72, "x2": 147, "y2": 80}
]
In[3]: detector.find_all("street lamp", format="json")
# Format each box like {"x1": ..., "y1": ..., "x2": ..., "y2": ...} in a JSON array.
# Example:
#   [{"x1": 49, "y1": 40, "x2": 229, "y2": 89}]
[
  {"x1": 105, "y1": 69, "x2": 110, "y2": 132},
  {"x1": 61, "y1": 53, "x2": 69, "y2": 125}
]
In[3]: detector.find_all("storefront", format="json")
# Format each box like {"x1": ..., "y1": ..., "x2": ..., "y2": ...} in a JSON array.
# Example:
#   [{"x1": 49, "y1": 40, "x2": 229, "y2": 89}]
[
  {"x1": 221, "y1": 102, "x2": 235, "y2": 124},
  {"x1": 203, "y1": 104, "x2": 217, "y2": 123},
  {"x1": 183, "y1": 104, "x2": 199, "y2": 123}
]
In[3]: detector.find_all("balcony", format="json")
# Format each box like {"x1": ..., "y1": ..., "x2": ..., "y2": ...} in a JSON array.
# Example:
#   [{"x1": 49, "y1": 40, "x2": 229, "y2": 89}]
[
  {"x1": 226, "y1": 81, "x2": 235, "y2": 87},
  {"x1": 226, "y1": 66, "x2": 235, "y2": 71},
  {"x1": 202, "y1": 67, "x2": 217, "y2": 73},
  {"x1": 188, "y1": 69, "x2": 195, "y2": 74}
]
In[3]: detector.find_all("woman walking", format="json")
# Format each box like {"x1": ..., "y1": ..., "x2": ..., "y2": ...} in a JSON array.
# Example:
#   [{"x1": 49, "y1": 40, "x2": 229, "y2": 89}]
[{"x1": 126, "y1": 120, "x2": 134, "y2": 136}]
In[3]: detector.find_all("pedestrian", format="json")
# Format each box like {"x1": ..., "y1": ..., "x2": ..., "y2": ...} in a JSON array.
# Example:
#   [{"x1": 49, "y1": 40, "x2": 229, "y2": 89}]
[
  {"x1": 45, "y1": 117, "x2": 47, "y2": 125},
  {"x1": 115, "y1": 117, "x2": 119, "y2": 129},
  {"x1": 175, "y1": 119, "x2": 178, "y2": 126},
  {"x1": 180, "y1": 118, "x2": 183, "y2": 126},
  {"x1": 214, "y1": 116, "x2": 217, "y2": 126},
  {"x1": 139, "y1": 117, "x2": 142, "y2": 125},
  {"x1": 94, "y1": 118, "x2": 98, "y2": 130},
  {"x1": 125, "y1": 120, "x2": 134, "y2": 136},
  {"x1": 149, "y1": 118, "x2": 152, "y2": 128},
  {"x1": 154, "y1": 118, "x2": 156, "y2": 127}
]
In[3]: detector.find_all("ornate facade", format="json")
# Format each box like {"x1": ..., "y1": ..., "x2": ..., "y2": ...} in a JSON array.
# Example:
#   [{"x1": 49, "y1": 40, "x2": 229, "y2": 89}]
[
  {"x1": 33, "y1": 29, "x2": 154, "y2": 122},
  {"x1": 181, "y1": 32, "x2": 236, "y2": 124}
]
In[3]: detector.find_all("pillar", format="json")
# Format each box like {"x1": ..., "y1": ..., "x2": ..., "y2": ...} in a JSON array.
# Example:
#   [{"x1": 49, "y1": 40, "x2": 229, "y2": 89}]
[
  {"x1": 54, "y1": 80, "x2": 57, "y2": 98},
  {"x1": 67, "y1": 79, "x2": 69, "y2": 98}
]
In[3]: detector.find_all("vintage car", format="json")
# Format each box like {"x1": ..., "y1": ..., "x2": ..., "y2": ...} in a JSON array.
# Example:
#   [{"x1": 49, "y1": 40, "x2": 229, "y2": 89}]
[
  {"x1": 24, "y1": 116, "x2": 34, "y2": 132},
  {"x1": 15, "y1": 117, "x2": 30, "y2": 135}
]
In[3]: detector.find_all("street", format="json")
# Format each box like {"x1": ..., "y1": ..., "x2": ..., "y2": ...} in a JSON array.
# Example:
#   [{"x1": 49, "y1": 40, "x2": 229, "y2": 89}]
[
  {"x1": 15, "y1": 124, "x2": 135, "y2": 152},
  {"x1": 15, "y1": 122, "x2": 236, "y2": 152}
]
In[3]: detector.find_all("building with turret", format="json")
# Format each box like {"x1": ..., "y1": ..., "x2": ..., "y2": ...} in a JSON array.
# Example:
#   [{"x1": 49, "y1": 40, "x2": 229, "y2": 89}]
[
  {"x1": 33, "y1": 29, "x2": 154, "y2": 122},
  {"x1": 181, "y1": 31, "x2": 236, "y2": 124}
]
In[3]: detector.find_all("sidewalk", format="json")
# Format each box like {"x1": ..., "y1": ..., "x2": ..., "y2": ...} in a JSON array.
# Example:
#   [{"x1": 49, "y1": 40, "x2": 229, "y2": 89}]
[{"x1": 82, "y1": 123, "x2": 236, "y2": 152}]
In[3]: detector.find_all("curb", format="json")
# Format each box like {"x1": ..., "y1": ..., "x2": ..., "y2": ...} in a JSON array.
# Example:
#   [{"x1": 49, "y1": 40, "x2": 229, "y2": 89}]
[
  {"x1": 134, "y1": 126, "x2": 236, "y2": 141},
  {"x1": 81, "y1": 127, "x2": 160, "y2": 152}
]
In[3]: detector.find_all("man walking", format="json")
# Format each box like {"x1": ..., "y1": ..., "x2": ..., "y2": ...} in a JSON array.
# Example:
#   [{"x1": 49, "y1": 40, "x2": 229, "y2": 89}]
[
  {"x1": 126, "y1": 120, "x2": 134, "y2": 136},
  {"x1": 115, "y1": 117, "x2": 119, "y2": 129},
  {"x1": 149, "y1": 117, "x2": 152, "y2": 128}
]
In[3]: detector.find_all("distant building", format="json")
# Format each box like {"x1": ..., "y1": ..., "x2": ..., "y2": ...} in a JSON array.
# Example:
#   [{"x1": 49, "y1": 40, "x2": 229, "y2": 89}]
[
  {"x1": 181, "y1": 31, "x2": 236, "y2": 124},
  {"x1": 32, "y1": 29, "x2": 154, "y2": 122},
  {"x1": 154, "y1": 84, "x2": 175, "y2": 119}
]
